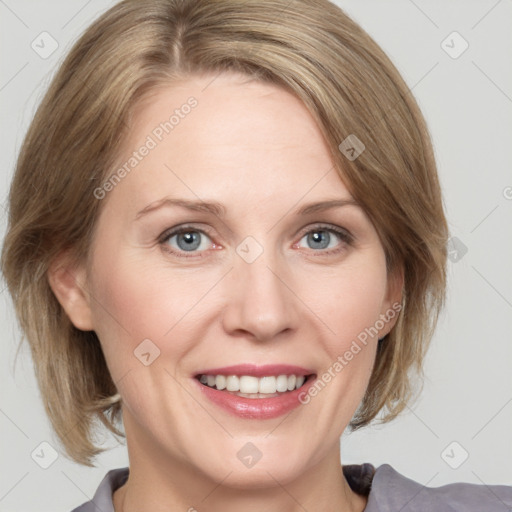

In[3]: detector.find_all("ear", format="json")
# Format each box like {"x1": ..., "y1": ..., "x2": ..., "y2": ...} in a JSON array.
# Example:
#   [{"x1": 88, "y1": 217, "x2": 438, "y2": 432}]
[
  {"x1": 47, "y1": 250, "x2": 94, "y2": 331},
  {"x1": 378, "y1": 263, "x2": 404, "y2": 338}
]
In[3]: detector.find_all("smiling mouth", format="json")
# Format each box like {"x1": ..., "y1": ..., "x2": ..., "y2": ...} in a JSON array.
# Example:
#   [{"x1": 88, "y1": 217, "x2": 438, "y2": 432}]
[{"x1": 195, "y1": 373, "x2": 315, "y2": 399}]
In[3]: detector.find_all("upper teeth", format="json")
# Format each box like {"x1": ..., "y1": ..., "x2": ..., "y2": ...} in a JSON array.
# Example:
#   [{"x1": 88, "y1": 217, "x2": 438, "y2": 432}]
[{"x1": 199, "y1": 374, "x2": 306, "y2": 393}]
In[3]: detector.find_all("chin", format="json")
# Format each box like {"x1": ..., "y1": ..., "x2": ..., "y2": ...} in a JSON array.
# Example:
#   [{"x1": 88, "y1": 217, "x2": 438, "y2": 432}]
[
  {"x1": 209, "y1": 463, "x2": 304, "y2": 490},
  {"x1": 191, "y1": 442, "x2": 312, "y2": 489}
]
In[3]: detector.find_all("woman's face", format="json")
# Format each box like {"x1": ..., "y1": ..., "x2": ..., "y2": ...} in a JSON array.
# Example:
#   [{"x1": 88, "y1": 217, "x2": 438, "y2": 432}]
[{"x1": 76, "y1": 72, "x2": 401, "y2": 485}]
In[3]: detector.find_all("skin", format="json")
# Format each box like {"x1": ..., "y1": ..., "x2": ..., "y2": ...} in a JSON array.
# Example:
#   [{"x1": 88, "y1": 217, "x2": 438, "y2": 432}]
[{"x1": 49, "y1": 71, "x2": 402, "y2": 512}]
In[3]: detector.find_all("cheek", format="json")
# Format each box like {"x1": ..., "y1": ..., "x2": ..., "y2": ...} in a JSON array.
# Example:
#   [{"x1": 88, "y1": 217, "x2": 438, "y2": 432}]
[
  {"x1": 87, "y1": 250, "x2": 168, "y2": 373},
  {"x1": 305, "y1": 254, "x2": 387, "y2": 402},
  {"x1": 87, "y1": 246, "x2": 221, "y2": 375},
  {"x1": 311, "y1": 255, "x2": 388, "y2": 346}
]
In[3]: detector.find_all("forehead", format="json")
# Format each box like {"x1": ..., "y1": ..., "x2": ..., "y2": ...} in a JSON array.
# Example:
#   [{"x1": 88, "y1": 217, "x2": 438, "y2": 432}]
[{"x1": 110, "y1": 72, "x2": 352, "y2": 211}]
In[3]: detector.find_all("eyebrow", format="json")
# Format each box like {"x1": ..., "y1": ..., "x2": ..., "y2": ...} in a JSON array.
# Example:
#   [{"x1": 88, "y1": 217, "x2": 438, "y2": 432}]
[{"x1": 134, "y1": 197, "x2": 360, "y2": 221}]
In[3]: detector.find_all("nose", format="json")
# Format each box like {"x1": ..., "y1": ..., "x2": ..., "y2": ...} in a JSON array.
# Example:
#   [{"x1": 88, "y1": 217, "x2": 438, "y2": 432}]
[{"x1": 221, "y1": 243, "x2": 300, "y2": 342}]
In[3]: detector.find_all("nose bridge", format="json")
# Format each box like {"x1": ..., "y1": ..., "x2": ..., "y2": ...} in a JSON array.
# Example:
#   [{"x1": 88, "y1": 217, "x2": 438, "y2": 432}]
[{"x1": 222, "y1": 234, "x2": 298, "y2": 341}]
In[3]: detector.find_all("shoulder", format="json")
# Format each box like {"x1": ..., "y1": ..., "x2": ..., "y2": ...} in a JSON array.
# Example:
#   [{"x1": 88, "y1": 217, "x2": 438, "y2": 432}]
[
  {"x1": 365, "y1": 463, "x2": 512, "y2": 511},
  {"x1": 70, "y1": 467, "x2": 129, "y2": 512}
]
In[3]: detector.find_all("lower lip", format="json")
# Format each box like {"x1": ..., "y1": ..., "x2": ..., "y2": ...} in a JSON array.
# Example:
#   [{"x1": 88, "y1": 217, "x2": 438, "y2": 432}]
[{"x1": 193, "y1": 375, "x2": 317, "y2": 419}]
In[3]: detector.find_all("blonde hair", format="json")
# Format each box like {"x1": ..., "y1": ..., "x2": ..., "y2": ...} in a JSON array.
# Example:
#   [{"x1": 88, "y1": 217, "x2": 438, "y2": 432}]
[{"x1": 1, "y1": 0, "x2": 448, "y2": 466}]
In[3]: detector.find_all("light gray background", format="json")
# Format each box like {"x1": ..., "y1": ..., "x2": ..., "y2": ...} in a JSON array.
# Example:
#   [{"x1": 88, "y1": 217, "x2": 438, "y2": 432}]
[{"x1": 1, "y1": 1, "x2": 511, "y2": 510}]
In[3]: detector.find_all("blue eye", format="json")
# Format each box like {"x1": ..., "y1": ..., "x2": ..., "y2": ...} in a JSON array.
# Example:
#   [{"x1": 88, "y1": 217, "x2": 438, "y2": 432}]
[
  {"x1": 160, "y1": 227, "x2": 213, "y2": 257},
  {"x1": 159, "y1": 223, "x2": 353, "y2": 258},
  {"x1": 297, "y1": 225, "x2": 353, "y2": 254}
]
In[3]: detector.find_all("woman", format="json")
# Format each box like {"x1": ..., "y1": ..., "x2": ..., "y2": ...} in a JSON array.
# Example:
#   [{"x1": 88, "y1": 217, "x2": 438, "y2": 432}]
[{"x1": 1, "y1": 1, "x2": 510, "y2": 511}]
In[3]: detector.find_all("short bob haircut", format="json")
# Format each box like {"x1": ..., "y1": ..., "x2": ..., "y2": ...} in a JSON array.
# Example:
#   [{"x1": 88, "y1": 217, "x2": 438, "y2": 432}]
[{"x1": 1, "y1": 0, "x2": 448, "y2": 467}]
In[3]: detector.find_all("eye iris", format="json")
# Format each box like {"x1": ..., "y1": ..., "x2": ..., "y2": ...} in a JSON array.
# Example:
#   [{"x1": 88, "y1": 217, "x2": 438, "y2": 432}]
[
  {"x1": 308, "y1": 230, "x2": 330, "y2": 250},
  {"x1": 177, "y1": 231, "x2": 201, "y2": 251}
]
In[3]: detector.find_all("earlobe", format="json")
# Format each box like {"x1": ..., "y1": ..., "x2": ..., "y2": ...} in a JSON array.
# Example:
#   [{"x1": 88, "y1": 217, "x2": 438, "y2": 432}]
[{"x1": 47, "y1": 251, "x2": 94, "y2": 331}]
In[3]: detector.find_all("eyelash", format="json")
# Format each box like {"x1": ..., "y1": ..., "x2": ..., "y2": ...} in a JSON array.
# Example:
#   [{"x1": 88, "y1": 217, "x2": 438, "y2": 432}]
[{"x1": 158, "y1": 223, "x2": 354, "y2": 259}]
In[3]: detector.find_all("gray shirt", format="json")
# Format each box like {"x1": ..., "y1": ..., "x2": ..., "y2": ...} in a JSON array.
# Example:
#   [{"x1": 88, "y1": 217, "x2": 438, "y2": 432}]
[{"x1": 71, "y1": 463, "x2": 512, "y2": 511}]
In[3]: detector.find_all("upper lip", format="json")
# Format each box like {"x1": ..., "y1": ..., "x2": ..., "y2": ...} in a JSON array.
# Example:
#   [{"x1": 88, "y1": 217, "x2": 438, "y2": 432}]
[{"x1": 194, "y1": 363, "x2": 316, "y2": 378}]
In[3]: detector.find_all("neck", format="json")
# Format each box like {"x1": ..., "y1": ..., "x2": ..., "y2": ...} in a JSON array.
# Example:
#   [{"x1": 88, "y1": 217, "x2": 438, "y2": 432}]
[{"x1": 113, "y1": 412, "x2": 367, "y2": 512}]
